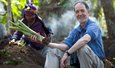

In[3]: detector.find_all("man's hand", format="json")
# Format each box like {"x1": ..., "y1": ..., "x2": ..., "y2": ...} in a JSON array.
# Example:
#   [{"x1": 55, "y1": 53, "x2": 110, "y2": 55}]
[
  {"x1": 42, "y1": 36, "x2": 51, "y2": 46},
  {"x1": 29, "y1": 35, "x2": 42, "y2": 43},
  {"x1": 29, "y1": 34, "x2": 51, "y2": 45},
  {"x1": 60, "y1": 53, "x2": 69, "y2": 68},
  {"x1": 9, "y1": 39, "x2": 17, "y2": 45},
  {"x1": 29, "y1": 35, "x2": 37, "y2": 41}
]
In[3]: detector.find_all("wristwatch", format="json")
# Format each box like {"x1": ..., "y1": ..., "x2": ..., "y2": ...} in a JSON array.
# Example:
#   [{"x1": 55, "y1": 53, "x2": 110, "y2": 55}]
[{"x1": 66, "y1": 51, "x2": 71, "y2": 56}]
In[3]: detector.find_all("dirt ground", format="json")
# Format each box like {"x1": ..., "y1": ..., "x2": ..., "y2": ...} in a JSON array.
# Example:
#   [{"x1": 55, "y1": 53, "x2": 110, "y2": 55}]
[
  {"x1": 0, "y1": 37, "x2": 45, "y2": 68},
  {"x1": 0, "y1": 37, "x2": 115, "y2": 68}
]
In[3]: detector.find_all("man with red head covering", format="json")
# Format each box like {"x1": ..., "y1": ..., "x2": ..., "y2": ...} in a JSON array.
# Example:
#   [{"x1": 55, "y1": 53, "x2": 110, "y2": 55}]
[
  {"x1": 9, "y1": 3, "x2": 52, "y2": 66},
  {"x1": 10, "y1": 2, "x2": 51, "y2": 49}
]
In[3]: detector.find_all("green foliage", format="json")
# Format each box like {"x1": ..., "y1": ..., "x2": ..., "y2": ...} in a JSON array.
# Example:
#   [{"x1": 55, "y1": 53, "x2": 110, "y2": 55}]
[
  {"x1": 39, "y1": 0, "x2": 71, "y2": 18},
  {"x1": 4, "y1": 59, "x2": 23, "y2": 65},
  {"x1": 113, "y1": 0, "x2": 115, "y2": 10},
  {"x1": 0, "y1": 1, "x2": 6, "y2": 24},
  {"x1": 11, "y1": 0, "x2": 26, "y2": 20},
  {"x1": 113, "y1": 58, "x2": 115, "y2": 60},
  {"x1": 0, "y1": 49, "x2": 10, "y2": 57},
  {"x1": 0, "y1": 0, "x2": 8, "y2": 6},
  {"x1": 59, "y1": 0, "x2": 70, "y2": 9},
  {"x1": 0, "y1": 0, "x2": 40, "y2": 33},
  {"x1": 33, "y1": 0, "x2": 40, "y2": 6},
  {"x1": 0, "y1": 15, "x2": 6, "y2": 24}
]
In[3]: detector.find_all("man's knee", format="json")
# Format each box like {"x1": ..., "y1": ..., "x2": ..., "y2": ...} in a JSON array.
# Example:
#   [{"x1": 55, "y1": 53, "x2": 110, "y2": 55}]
[
  {"x1": 78, "y1": 45, "x2": 90, "y2": 54},
  {"x1": 45, "y1": 48, "x2": 61, "y2": 68},
  {"x1": 47, "y1": 48, "x2": 64, "y2": 58}
]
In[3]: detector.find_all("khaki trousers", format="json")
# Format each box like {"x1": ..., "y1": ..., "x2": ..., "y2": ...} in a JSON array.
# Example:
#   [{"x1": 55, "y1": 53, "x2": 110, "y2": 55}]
[
  {"x1": 44, "y1": 45, "x2": 104, "y2": 68},
  {"x1": 77, "y1": 45, "x2": 104, "y2": 68}
]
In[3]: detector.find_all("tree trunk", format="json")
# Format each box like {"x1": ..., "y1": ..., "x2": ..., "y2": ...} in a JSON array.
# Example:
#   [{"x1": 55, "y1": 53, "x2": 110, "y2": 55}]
[
  {"x1": 100, "y1": 0, "x2": 115, "y2": 39},
  {"x1": 6, "y1": 0, "x2": 12, "y2": 35}
]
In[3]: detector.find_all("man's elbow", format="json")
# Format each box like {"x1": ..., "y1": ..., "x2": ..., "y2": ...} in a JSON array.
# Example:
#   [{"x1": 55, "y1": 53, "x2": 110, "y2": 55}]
[
  {"x1": 83, "y1": 39, "x2": 89, "y2": 44},
  {"x1": 82, "y1": 34, "x2": 91, "y2": 43}
]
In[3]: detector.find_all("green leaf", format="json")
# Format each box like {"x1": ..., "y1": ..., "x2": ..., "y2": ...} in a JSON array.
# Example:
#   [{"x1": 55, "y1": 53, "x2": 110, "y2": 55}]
[
  {"x1": 0, "y1": 0, "x2": 8, "y2": 6},
  {"x1": 12, "y1": 5, "x2": 21, "y2": 17},
  {"x1": 1, "y1": 15, "x2": 7, "y2": 24}
]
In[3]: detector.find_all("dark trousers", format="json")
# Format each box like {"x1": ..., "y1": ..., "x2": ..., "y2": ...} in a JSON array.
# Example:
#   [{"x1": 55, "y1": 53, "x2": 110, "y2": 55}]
[{"x1": 70, "y1": 52, "x2": 80, "y2": 68}]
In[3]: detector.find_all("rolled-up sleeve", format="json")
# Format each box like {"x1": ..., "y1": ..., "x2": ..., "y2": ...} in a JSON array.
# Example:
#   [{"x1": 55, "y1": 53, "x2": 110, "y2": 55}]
[
  {"x1": 63, "y1": 30, "x2": 76, "y2": 48},
  {"x1": 85, "y1": 25, "x2": 99, "y2": 40},
  {"x1": 12, "y1": 30, "x2": 23, "y2": 40}
]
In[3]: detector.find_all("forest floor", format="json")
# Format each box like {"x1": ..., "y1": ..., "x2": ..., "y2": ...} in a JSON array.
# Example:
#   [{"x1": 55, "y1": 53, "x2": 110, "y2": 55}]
[
  {"x1": 0, "y1": 37, "x2": 45, "y2": 68},
  {"x1": 0, "y1": 37, "x2": 115, "y2": 68}
]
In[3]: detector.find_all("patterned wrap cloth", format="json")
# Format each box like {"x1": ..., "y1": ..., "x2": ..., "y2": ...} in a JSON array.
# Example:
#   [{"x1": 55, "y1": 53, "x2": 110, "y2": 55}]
[{"x1": 23, "y1": 2, "x2": 37, "y2": 15}]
